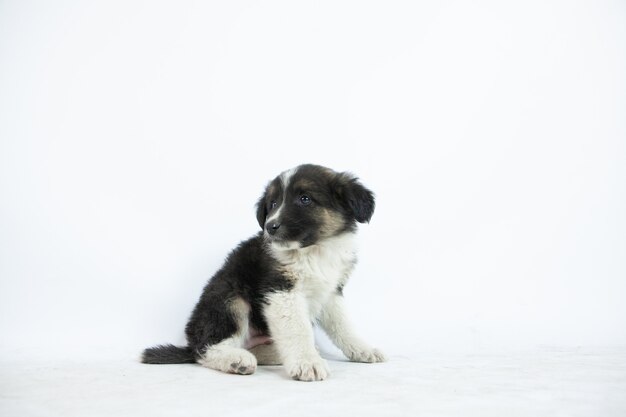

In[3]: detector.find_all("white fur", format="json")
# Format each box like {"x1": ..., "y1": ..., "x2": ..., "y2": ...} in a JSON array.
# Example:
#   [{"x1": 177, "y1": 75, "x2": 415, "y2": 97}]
[
  {"x1": 265, "y1": 167, "x2": 297, "y2": 225},
  {"x1": 264, "y1": 291, "x2": 329, "y2": 381},
  {"x1": 270, "y1": 232, "x2": 357, "y2": 318},
  {"x1": 265, "y1": 204, "x2": 283, "y2": 225},
  {"x1": 270, "y1": 240, "x2": 301, "y2": 250},
  {"x1": 280, "y1": 167, "x2": 297, "y2": 186},
  {"x1": 264, "y1": 232, "x2": 366, "y2": 381}
]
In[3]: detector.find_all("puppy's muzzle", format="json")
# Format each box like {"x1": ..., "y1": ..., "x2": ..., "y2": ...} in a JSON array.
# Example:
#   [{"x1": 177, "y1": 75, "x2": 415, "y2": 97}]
[{"x1": 266, "y1": 222, "x2": 281, "y2": 235}]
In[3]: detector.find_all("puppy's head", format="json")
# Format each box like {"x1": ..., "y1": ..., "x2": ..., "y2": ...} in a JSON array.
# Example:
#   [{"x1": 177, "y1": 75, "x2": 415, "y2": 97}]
[{"x1": 255, "y1": 164, "x2": 375, "y2": 249}]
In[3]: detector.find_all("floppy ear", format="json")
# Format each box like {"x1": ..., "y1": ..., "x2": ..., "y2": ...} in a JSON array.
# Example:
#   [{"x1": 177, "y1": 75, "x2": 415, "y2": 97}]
[
  {"x1": 255, "y1": 191, "x2": 268, "y2": 229},
  {"x1": 335, "y1": 173, "x2": 376, "y2": 223}
]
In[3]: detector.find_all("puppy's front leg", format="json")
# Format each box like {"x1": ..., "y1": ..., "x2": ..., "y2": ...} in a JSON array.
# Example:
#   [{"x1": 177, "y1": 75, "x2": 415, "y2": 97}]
[
  {"x1": 264, "y1": 291, "x2": 329, "y2": 381},
  {"x1": 318, "y1": 293, "x2": 386, "y2": 363}
]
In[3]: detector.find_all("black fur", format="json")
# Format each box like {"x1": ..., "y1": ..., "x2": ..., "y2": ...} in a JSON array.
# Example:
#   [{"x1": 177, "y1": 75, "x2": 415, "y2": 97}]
[
  {"x1": 183, "y1": 234, "x2": 292, "y2": 359},
  {"x1": 141, "y1": 164, "x2": 375, "y2": 365},
  {"x1": 334, "y1": 174, "x2": 376, "y2": 223},
  {"x1": 142, "y1": 344, "x2": 195, "y2": 364}
]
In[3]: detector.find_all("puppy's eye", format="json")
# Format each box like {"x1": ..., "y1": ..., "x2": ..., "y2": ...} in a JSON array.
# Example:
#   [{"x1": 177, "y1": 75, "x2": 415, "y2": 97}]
[
  {"x1": 299, "y1": 195, "x2": 312, "y2": 206},
  {"x1": 270, "y1": 201, "x2": 277, "y2": 209}
]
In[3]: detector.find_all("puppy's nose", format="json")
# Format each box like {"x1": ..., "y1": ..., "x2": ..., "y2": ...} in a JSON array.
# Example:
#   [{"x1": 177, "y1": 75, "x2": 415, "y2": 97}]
[{"x1": 266, "y1": 222, "x2": 281, "y2": 235}]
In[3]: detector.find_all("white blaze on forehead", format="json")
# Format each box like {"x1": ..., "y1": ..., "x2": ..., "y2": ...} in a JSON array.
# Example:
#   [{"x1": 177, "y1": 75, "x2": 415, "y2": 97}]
[
  {"x1": 279, "y1": 167, "x2": 297, "y2": 189},
  {"x1": 266, "y1": 166, "x2": 298, "y2": 224}
]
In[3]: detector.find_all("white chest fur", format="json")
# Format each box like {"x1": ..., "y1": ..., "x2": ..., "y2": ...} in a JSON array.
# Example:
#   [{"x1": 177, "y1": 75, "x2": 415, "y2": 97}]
[{"x1": 269, "y1": 233, "x2": 357, "y2": 319}]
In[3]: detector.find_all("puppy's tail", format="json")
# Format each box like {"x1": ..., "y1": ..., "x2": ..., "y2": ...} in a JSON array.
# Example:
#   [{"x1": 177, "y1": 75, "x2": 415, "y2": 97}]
[{"x1": 141, "y1": 344, "x2": 196, "y2": 364}]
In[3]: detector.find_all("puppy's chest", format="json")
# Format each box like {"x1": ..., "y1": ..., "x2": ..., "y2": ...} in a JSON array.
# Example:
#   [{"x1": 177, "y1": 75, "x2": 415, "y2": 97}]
[{"x1": 274, "y1": 239, "x2": 357, "y2": 317}]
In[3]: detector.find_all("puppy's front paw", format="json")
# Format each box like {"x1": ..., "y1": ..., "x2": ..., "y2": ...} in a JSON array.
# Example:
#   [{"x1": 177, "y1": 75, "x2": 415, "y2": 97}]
[
  {"x1": 287, "y1": 357, "x2": 330, "y2": 381},
  {"x1": 345, "y1": 346, "x2": 386, "y2": 363}
]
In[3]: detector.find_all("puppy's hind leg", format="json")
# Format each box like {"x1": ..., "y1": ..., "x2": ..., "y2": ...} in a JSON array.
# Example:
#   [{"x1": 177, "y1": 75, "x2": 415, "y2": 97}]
[
  {"x1": 191, "y1": 297, "x2": 258, "y2": 375},
  {"x1": 200, "y1": 340, "x2": 258, "y2": 375}
]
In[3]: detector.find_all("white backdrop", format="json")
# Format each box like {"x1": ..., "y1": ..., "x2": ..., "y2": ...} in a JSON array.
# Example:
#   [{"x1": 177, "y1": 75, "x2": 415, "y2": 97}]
[{"x1": 1, "y1": 0, "x2": 625, "y2": 360}]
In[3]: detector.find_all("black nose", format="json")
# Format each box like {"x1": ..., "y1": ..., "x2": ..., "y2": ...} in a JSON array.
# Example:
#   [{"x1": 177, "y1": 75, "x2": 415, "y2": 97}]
[{"x1": 266, "y1": 222, "x2": 281, "y2": 235}]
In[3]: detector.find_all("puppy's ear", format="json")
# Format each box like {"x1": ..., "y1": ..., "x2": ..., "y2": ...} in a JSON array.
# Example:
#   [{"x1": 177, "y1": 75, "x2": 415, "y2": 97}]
[
  {"x1": 334, "y1": 173, "x2": 376, "y2": 223},
  {"x1": 255, "y1": 191, "x2": 268, "y2": 229}
]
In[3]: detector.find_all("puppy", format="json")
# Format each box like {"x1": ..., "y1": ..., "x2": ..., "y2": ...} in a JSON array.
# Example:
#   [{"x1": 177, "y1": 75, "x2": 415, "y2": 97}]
[{"x1": 142, "y1": 164, "x2": 385, "y2": 381}]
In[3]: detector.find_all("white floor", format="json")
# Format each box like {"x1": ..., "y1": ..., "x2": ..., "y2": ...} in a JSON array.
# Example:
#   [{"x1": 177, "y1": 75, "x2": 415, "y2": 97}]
[{"x1": 1, "y1": 347, "x2": 625, "y2": 417}]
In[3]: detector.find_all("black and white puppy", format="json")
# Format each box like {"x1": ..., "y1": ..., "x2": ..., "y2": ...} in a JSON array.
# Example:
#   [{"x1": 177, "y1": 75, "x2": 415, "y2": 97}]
[{"x1": 142, "y1": 164, "x2": 385, "y2": 381}]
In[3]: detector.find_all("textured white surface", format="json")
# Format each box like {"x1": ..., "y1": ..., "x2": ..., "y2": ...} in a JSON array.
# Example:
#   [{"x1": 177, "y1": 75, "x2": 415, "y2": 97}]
[{"x1": 1, "y1": 347, "x2": 625, "y2": 417}]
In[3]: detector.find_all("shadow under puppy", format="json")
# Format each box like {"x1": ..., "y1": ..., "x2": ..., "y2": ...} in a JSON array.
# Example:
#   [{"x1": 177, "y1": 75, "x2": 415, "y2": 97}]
[{"x1": 142, "y1": 164, "x2": 385, "y2": 381}]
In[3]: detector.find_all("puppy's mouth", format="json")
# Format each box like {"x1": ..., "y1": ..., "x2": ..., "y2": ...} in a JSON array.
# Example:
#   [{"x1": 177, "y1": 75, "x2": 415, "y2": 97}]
[
  {"x1": 272, "y1": 240, "x2": 302, "y2": 250},
  {"x1": 264, "y1": 232, "x2": 302, "y2": 250}
]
